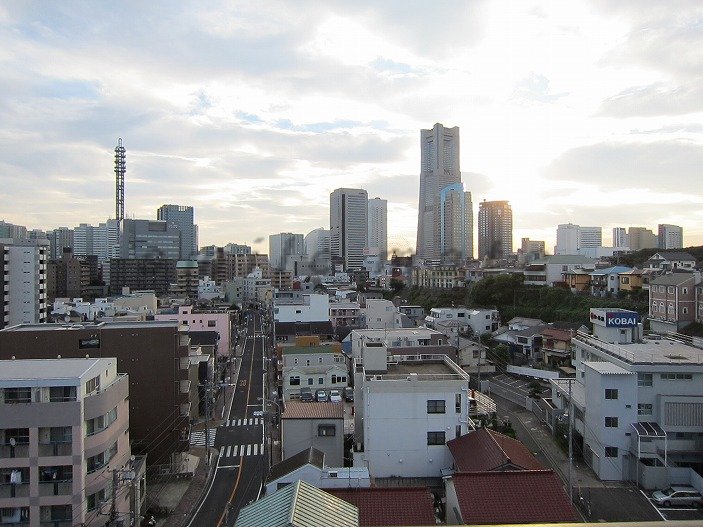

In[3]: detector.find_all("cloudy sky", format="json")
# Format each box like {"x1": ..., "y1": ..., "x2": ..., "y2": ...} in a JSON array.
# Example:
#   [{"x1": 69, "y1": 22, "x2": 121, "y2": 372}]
[{"x1": 1, "y1": 1, "x2": 702, "y2": 254}]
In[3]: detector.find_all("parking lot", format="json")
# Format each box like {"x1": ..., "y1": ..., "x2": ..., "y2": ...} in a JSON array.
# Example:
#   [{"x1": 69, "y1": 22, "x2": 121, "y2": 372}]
[{"x1": 639, "y1": 490, "x2": 703, "y2": 522}]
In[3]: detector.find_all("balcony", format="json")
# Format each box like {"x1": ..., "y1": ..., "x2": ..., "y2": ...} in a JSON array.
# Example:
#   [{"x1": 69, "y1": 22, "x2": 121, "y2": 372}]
[
  {"x1": 0, "y1": 483, "x2": 30, "y2": 499},
  {"x1": 0, "y1": 444, "x2": 29, "y2": 459},
  {"x1": 179, "y1": 380, "x2": 191, "y2": 394},
  {"x1": 37, "y1": 442, "x2": 72, "y2": 457},
  {"x1": 38, "y1": 481, "x2": 73, "y2": 497}
]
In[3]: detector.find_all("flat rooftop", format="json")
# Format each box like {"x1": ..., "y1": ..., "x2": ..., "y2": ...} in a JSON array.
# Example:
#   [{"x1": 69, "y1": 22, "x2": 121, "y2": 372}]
[
  {"x1": 3, "y1": 320, "x2": 180, "y2": 332},
  {"x1": 551, "y1": 378, "x2": 586, "y2": 408},
  {"x1": 574, "y1": 333, "x2": 703, "y2": 365},
  {"x1": 0, "y1": 358, "x2": 110, "y2": 382},
  {"x1": 387, "y1": 361, "x2": 455, "y2": 375}
]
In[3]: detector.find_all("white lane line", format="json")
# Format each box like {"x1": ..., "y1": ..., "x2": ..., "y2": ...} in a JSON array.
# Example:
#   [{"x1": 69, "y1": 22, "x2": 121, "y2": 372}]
[
  {"x1": 218, "y1": 464, "x2": 241, "y2": 469},
  {"x1": 253, "y1": 444, "x2": 258, "y2": 455},
  {"x1": 226, "y1": 445, "x2": 232, "y2": 457},
  {"x1": 639, "y1": 490, "x2": 667, "y2": 521},
  {"x1": 246, "y1": 444, "x2": 252, "y2": 456}
]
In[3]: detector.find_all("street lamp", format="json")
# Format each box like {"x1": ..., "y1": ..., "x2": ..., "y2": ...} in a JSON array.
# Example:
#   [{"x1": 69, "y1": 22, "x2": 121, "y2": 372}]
[{"x1": 257, "y1": 397, "x2": 281, "y2": 468}]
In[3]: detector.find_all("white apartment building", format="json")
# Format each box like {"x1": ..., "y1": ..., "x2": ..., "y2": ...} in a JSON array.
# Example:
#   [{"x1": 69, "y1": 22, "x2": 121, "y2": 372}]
[
  {"x1": 347, "y1": 328, "x2": 451, "y2": 359},
  {"x1": 523, "y1": 255, "x2": 596, "y2": 286},
  {"x1": 269, "y1": 233, "x2": 304, "y2": 271},
  {"x1": 658, "y1": 224, "x2": 683, "y2": 249},
  {"x1": 367, "y1": 197, "x2": 387, "y2": 260},
  {"x1": 0, "y1": 358, "x2": 138, "y2": 527},
  {"x1": 362, "y1": 299, "x2": 397, "y2": 330},
  {"x1": 281, "y1": 344, "x2": 348, "y2": 401},
  {"x1": 555, "y1": 224, "x2": 602, "y2": 254},
  {"x1": 353, "y1": 350, "x2": 473, "y2": 478},
  {"x1": 1, "y1": 238, "x2": 49, "y2": 329},
  {"x1": 243, "y1": 267, "x2": 271, "y2": 304},
  {"x1": 424, "y1": 307, "x2": 500, "y2": 338},
  {"x1": 274, "y1": 293, "x2": 330, "y2": 323},
  {"x1": 551, "y1": 308, "x2": 703, "y2": 484},
  {"x1": 329, "y1": 300, "x2": 361, "y2": 327}
]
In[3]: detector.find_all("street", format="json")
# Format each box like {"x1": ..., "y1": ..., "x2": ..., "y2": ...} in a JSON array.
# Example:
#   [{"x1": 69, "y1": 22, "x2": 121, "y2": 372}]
[{"x1": 188, "y1": 311, "x2": 268, "y2": 526}]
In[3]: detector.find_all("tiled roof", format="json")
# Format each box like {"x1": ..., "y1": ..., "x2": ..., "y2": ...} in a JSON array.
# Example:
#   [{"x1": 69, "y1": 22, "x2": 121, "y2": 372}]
[
  {"x1": 282, "y1": 401, "x2": 344, "y2": 420},
  {"x1": 282, "y1": 345, "x2": 340, "y2": 355},
  {"x1": 451, "y1": 470, "x2": 576, "y2": 524},
  {"x1": 540, "y1": 327, "x2": 573, "y2": 341},
  {"x1": 447, "y1": 428, "x2": 543, "y2": 472},
  {"x1": 266, "y1": 447, "x2": 325, "y2": 483},
  {"x1": 650, "y1": 273, "x2": 697, "y2": 286},
  {"x1": 326, "y1": 487, "x2": 435, "y2": 526},
  {"x1": 275, "y1": 321, "x2": 335, "y2": 336},
  {"x1": 649, "y1": 251, "x2": 696, "y2": 261}
]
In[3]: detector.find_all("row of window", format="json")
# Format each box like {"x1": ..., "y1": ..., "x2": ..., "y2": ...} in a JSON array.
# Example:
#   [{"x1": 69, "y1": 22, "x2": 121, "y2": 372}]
[
  {"x1": 289, "y1": 375, "x2": 347, "y2": 386},
  {"x1": 653, "y1": 285, "x2": 688, "y2": 294},
  {"x1": 86, "y1": 441, "x2": 118, "y2": 474},
  {"x1": 293, "y1": 356, "x2": 344, "y2": 365},
  {"x1": 2, "y1": 386, "x2": 77, "y2": 404},
  {"x1": 86, "y1": 406, "x2": 118, "y2": 437},
  {"x1": 636, "y1": 372, "x2": 693, "y2": 387},
  {"x1": 427, "y1": 396, "x2": 462, "y2": 414}
]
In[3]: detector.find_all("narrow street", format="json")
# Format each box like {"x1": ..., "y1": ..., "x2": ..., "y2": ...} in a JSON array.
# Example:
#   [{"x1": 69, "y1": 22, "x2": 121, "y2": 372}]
[{"x1": 188, "y1": 311, "x2": 267, "y2": 526}]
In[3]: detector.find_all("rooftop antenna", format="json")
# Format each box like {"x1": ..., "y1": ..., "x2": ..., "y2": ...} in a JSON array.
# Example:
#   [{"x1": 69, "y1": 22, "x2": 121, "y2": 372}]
[{"x1": 115, "y1": 138, "x2": 126, "y2": 222}]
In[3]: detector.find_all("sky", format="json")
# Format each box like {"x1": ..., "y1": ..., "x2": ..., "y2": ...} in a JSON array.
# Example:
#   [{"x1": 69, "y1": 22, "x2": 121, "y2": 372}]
[{"x1": 1, "y1": 0, "x2": 702, "y2": 255}]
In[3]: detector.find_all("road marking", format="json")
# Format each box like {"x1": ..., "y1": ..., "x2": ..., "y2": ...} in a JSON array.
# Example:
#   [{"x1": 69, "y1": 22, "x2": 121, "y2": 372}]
[
  {"x1": 189, "y1": 429, "x2": 217, "y2": 447},
  {"x1": 253, "y1": 443, "x2": 258, "y2": 455},
  {"x1": 640, "y1": 490, "x2": 667, "y2": 521},
  {"x1": 218, "y1": 464, "x2": 240, "y2": 469},
  {"x1": 246, "y1": 444, "x2": 251, "y2": 456}
]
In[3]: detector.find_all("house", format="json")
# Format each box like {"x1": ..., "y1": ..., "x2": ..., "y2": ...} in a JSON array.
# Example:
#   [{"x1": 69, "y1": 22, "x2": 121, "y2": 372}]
[
  {"x1": 264, "y1": 447, "x2": 371, "y2": 495},
  {"x1": 445, "y1": 471, "x2": 576, "y2": 525},
  {"x1": 447, "y1": 428, "x2": 544, "y2": 472},
  {"x1": 589, "y1": 265, "x2": 632, "y2": 297},
  {"x1": 524, "y1": 255, "x2": 596, "y2": 286},
  {"x1": 280, "y1": 341, "x2": 348, "y2": 401},
  {"x1": 281, "y1": 402, "x2": 345, "y2": 467},
  {"x1": 274, "y1": 293, "x2": 330, "y2": 323},
  {"x1": 274, "y1": 321, "x2": 335, "y2": 345},
  {"x1": 618, "y1": 268, "x2": 644, "y2": 292},
  {"x1": 326, "y1": 487, "x2": 436, "y2": 526},
  {"x1": 644, "y1": 252, "x2": 696, "y2": 271},
  {"x1": 540, "y1": 327, "x2": 574, "y2": 367},
  {"x1": 493, "y1": 323, "x2": 547, "y2": 363},
  {"x1": 347, "y1": 328, "x2": 454, "y2": 360},
  {"x1": 424, "y1": 307, "x2": 500, "y2": 338},
  {"x1": 235, "y1": 480, "x2": 358, "y2": 527},
  {"x1": 649, "y1": 272, "x2": 700, "y2": 332},
  {"x1": 561, "y1": 268, "x2": 591, "y2": 293}
]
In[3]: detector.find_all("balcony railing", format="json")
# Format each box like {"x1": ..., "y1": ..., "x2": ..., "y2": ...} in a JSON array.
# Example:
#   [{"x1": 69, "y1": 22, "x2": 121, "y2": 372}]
[
  {"x1": 38, "y1": 481, "x2": 73, "y2": 497},
  {"x1": 37, "y1": 442, "x2": 72, "y2": 457},
  {"x1": 0, "y1": 483, "x2": 30, "y2": 498},
  {"x1": 0, "y1": 444, "x2": 29, "y2": 458}
]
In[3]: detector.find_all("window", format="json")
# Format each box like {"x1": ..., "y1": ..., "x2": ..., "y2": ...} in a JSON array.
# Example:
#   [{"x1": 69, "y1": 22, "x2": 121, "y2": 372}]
[
  {"x1": 605, "y1": 389, "x2": 618, "y2": 400},
  {"x1": 651, "y1": 302, "x2": 658, "y2": 312},
  {"x1": 668, "y1": 286, "x2": 675, "y2": 294},
  {"x1": 473, "y1": 349, "x2": 480, "y2": 358},
  {"x1": 307, "y1": 379, "x2": 313, "y2": 386},
  {"x1": 456, "y1": 425, "x2": 462, "y2": 438},
  {"x1": 660, "y1": 373, "x2": 692, "y2": 380},
  {"x1": 4, "y1": 428, "x2": 30, "y2": 445},
  {"x1": 289, "y1": 376, "x2": 300, "y2": 386},
  {"x1": 207, "y1": 320, "x2": 216, "y2": 327},
  {"x1": 418, "y1": 339, "x2": 430, "y2": 346},
  {"x1": 605, "y1": 417, "x2": 618, "y2": 428},
  {"x1": 318, "y1": 357, "x2": 323, "y2": 363},
  {"x1": 455, "y1": 394, "x2": 462, "y2": 413},
  {"x1": 79, "y1": 338, "x2": 100, "y2": 349},
  {"x1": 50, "y1": 386, "x2": 76, "y2": 402},
  {"x1": 318, "y1": 425, "x2": 335, "y2": 437},
  {"x1": 638, "y1": 373, "x2": 653, "y2": 387},
  {"x1": 85, "y1": 376, "x2": 100, "y2": 395},
  {"x1": 638, "y1": 404, "x2": 653, "y2": 415},
  {"x1": 604, "y1": 447, "x2": 618, "y2": 458},
  {"x1": 427, "y1": 400, "x2": 446, "y2": 414},
  {"x1": 318, "y1": 378, "x2": 324, "y2": 384},
  {"x1": 427, "y1": 431, "x2": 445, "y2": 445},
  {"x1": 683, "y1": 307, "x2": 688, "y2": 315},
  {"x1": 683, "y1": 287, "x2": 688, "y2": 295}
]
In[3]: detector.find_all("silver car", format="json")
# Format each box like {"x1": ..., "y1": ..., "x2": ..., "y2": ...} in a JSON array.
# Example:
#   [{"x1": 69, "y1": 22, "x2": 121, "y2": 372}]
[{"x1": 652, "y1": 486, "x2": 703, "y2": 507}]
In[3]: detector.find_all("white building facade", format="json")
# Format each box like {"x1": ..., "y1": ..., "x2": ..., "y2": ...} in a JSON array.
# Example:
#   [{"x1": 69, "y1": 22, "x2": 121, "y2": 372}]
[
  {"x1": 1, "y1": 238, "x2": 49, "y2": 329},
  {"x1": 367, "y1": 198, "x2": 387, "y2": 260}
]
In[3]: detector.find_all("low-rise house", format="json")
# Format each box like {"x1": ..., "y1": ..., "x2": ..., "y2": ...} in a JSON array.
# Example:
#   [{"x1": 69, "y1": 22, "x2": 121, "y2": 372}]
[
  {"x1": 540, "y1": 327, "x2": 574, "y2": 367},
  {"x1": 274, "y1": 321, "x2": 335, "y2": 345},
  {"x1": 457, "y1": 340, "x2": 495, "y2": 376},
  {"x1": 281, "y1": 402, "x2": 344, "y2": 467},
  {"x1": 425, "y1": 307, "x2": 500, "y2": 338},
  {"x1": 265, "y1": 447, "x2": 370, "y2": 495},
  {"x1": 326, "y1": 487, "x2": 436, "y2": 526},
  {"x1": 648, "y1": 272, "x2": 700, "y2": 332},
  {"x1": 445, "y1": 471, "x2": 576, "y2": 525},
  {"x1": 645, "y1": 251, "x2": 696, "y2": 271},
  {"x1": 618, "y1": 268, "x2": 644, "y2": 292},
  {"x1": 397, "y1": 305, "x2": 425, "y2": 326},
  {"x1": 329, "y1": 300, "x2": 361, "y2": 327},
  {"x1": 590, "y1": 265, "x2": 632, "y2": 297},
  {"x1": 447, "y1": 428, "x2": 543, "y2": 472},
  {"x1": 524, "y1": 255, "x2": 596, "y2": 287},
  {"x1": 281, "y1": 341, "x2": 348, "y2": 401},
  {"x1": 561, "y1": 268, "x2": 591, "y2": 293}
]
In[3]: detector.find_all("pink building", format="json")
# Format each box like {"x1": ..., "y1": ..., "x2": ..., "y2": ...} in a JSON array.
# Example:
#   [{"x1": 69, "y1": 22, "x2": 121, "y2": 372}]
[{"x1": 155, "y1": 305, "x2": 232, "y2": 357}]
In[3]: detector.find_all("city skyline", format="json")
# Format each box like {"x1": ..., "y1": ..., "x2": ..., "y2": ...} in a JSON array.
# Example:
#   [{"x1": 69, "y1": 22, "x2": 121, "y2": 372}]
[{"x1": 1, "y1": 2, "x2": 702, "y2": 254}]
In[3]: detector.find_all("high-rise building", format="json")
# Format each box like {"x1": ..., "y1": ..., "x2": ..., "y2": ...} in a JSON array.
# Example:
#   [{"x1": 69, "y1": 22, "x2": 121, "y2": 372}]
[
  {"x1": 47, "y1": 248, "x2": 90, "y2": 303},
  {"x1": 157, "y1": 204, "x2": 198, "y2": 260},
  {"x1": 521, "y1": 238, "x2": 546, "y2": 258},
  {"x1": 658, "y1": 224, "x2": 683, "y2": 249},
  {"x1": 578, "y1": 226, "x2": 602, "y2": 249},
  {"x1": 367, "y1": 197, "x2": 388, "y2": 260},
  {"x1": 416, "y1": 123, "x2": 461, "y2": 259},
  {"x1": 269, "y1": 233, "x2": 304, "y2": 270},
  {"x1": 439, "y1": 183, "x2": 473, "y2": 262},
  {"x1": 304, "y1": 228, "x2": 331, "y2": 260},
  {"x1": 47, "y1": 227, "x2": 74, "y2": 260},
  {"x1": 555, "y1": 223, "x2": 580, "y2": 255},
  {"x1": 73, "y1": 220, "x2": 120, "y2": 263},
  {"x1": 627, "y1": 227, "x2": 658, "y2": 251},
  {"x1": 0, "y1": 220, "x2": 28, "y2": 240},
  {"x1": 477, "y1": 200, "x2": 513, "y2": 260},
  {"x1": 330, "y1": 188, "x2": 368, "y2": 270},
  {"x1": 0, "y1": 238, "x2": 49, "y2": 328},
  {"x1": 119, "y1": 219, "x2": 180, "y2": 259},
  {"x1": 612, "y1": 227, "x2": 628, "y2": 248}
]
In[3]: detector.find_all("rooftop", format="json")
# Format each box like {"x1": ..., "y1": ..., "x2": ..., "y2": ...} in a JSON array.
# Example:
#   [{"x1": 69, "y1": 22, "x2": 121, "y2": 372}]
[
  {"x1": 650, "y1": 273, "x2": 698, "y2": 286},
  {"x1": 266, "y1": 447, "x2": 325, "y2": 483},
  {"x1": 282, "y1": 345, "x2": 340, "y2": 355},
  {"x1": 2, "y1": 320, "x2": 179, "y2": 332},
  {"x1": 326, "y1": 487, "x2": 435, "y2": 526},
  {"x1": 574, "y1": 332, "x2": 703, "y2": 365},
  {"x1": 363, "y1": 354, "x2": 470, "y2": 382},
  {"x1": 447, "y1": 428, "x2": 544, "y2": 473},
  {"x1": 0, "y1": 358, "x2": 110, "y2": 382},
  {"x1": 282, "y1": 401, "x2": 344, "y2": 420},
  {"x1": 585, "y1": 361, "x2": 634, "y2": 375}
]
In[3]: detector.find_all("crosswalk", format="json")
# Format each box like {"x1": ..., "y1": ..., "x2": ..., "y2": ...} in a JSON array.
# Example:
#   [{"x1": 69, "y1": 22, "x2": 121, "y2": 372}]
[
  {"x1": 189, "y1": 428, "x2": 217, "y2": 447},
  {"x1": 223, "y1": 418, "x2": 262, "y2": 427},
  {"x1": 220, "y1": 443, "x2": 264, "y2": 458}
]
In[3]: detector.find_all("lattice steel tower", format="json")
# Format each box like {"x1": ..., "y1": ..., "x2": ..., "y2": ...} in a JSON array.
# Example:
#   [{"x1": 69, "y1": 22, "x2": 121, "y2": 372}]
[{"x1": 114, "y1": 138, "x2": 126, "y2": 221}]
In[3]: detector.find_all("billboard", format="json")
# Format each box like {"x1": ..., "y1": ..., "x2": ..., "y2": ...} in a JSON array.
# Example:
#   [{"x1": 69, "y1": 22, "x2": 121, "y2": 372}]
[{"x1": 605, "y1": 311, "x2": 640, "y2": 328}]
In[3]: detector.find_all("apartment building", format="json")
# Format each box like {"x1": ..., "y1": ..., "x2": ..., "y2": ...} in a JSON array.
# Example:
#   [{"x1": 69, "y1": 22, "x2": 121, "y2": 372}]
[
  {"x1": 155, "y1": 304, "x2": 232, "y2": 357},
  {"x1": 274, "y1": 293, "x2": 329, "y2": 323},
  {"x1": 329, "y1": 300, "x2": 361, "y2": 328},
  {"x1": 281, "y1": 342, "x2": 348, "y2": 401},
  {"x1": 0, "y1": 358, "x2": 137, "y2": 527},
  {"x1": 412, "y1": 265, "x2": 465, "y2": 289},
  {"x1": 648, "y1": 273, "x2": 700, "y2": 333},
  {"x1": 1, "y1": 238, "x2": 49, "y2": 329},
  {"x1": 424, "y1": 307, "x2": 500, "y2": 338},
  {"x1": 551, "y1": 308, "x2": 703, "y2": 483},
  {"x1": 347, "y1": 328, "x2": 453, "y2": 359},
  {"x1": 524, "y1": 255, "x2": 596, "y2": 287},
  {"x1": 0, "y1": 321, "x2": 192, "y2": 467}
]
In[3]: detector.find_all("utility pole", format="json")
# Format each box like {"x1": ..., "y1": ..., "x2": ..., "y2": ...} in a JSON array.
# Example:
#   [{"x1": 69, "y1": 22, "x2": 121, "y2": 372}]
[
  {"x1": 109, "y1": 468, "x2": 119, "y2": 524},
  {"x1": 567, "y1": 379, "x2": 573, "y2": 503}
]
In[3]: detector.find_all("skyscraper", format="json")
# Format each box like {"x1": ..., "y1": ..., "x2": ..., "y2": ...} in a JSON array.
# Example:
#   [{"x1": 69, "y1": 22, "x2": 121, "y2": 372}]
[
  {"x1": 0, "y1": 238, "x2": 49, "y2": 328},
  {"x1": 269, "y1": 233, "x2": 304, "y2": 270},
  {"x1": 330, "y1": 188, "x2": 368, "y2": 270},
  {"x1": 119, "y1": 219, "x2": 180, "y2": 259},
  {"x1": 157, "y1": 204, "x2": 198, "y2": 260},
  {"x1": 627, "y1": 227, "x2": 658, "y2": 251},
  {"x1": 578, "y1": 227, "x2": 602, "y2": 249},
  {"x1": 367, "y1": 197, "x2": 388, "y2": 260},
  {"x1": 416, "y1": 123, "x2": 461, "y2": 260},
  {"x1": 477, "y1": 200, "x2": 513, "y2": 260},
  {"x1": 612, "y1": 227, "x2": 628, "y2": 248},
  {"x1": 439, "y1": 183, "x2": 473, "y2": 262},
  {"x1": 658, "y1": 224, "x2": 683, "y2": 249}
]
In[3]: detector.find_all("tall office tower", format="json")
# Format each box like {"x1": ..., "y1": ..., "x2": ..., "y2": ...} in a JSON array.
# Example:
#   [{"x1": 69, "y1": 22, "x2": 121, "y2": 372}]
[
  {"x1": 47, "y1": 227, "x2": 74, "y2": 260},
  {"x1": 627, "y1": 227, "x2": 658, "y2": 251},
  {"x1": 658, "y1": 224, "x2": 684, "y2": 249},
  {"x1": 115, "y1": 138, "x2": 126, "y2": 222},
  {"x1": 304, "y1": 228, "x2": 331, "y2": 259},
  {"x1": 157, "y1": 204, "x2": 198, "y2": 260},
  {"x1": 367, "y1": 197, "x2": 388, "y2": 260},
  {"x1": 612, "y1": 227, "x2": 628, "y2": 248},
  {"x1": 269, "y1": 233, "x2": 304, "y2": 270},
  {"x1": 579, "y1": 226, "x2": 602, "y2": 248},
  {"x1": 555, "y1": 223, "x2": 580, "y2": 255},
  {"x1": 0, "y1": 220, "x2": 28, "y2": 240},
  {"x1": 416, "y1": 123, "x2": 461, "y2": 259},
  {"x1": 330, "y1": 188, "x2": 368, "y2": 270},
  {"x1": 439, "y1": 184, "x2": 473, "y2": 262},
  {"x1": 119, "y1": 219, "x2": 180, "y2": 259},
  {"x1": 0, "y1": 238, "x2": 49, "y2": 328},
  {"x1": 477, "y1": 200, "x2": 513, "y2": 260},
  {"x1": 73, "y1": 223, "x2": 94, "y2": 256}
]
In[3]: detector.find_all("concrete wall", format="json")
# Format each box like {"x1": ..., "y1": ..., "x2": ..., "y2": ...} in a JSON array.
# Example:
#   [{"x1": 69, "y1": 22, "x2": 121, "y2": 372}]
[{"x1": 282, "y1": 418, "x2": 344, "y2": 467}]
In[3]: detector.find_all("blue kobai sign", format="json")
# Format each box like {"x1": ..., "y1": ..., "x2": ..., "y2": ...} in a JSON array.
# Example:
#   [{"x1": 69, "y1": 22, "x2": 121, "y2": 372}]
[{"x1": 605, "y1": 311, "x2": 640, "y2": 327}]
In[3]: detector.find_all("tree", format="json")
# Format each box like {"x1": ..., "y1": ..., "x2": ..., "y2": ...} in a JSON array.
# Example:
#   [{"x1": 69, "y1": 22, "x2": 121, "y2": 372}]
[
  {"x1": 389, "y1": 278, "x2": 405, "y2": 295},
  {"x1": 528, "y1": 380, "x2": 543, "y2": 399}
]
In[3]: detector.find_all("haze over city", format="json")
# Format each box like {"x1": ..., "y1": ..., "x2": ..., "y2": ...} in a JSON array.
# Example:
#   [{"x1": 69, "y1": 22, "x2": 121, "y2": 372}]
[{"x1": 1, "y1": 1, "x2": 702, "y2": 253}]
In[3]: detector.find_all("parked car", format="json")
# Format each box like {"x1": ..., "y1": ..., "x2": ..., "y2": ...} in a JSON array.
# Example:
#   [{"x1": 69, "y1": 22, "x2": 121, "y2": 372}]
[
  {"x1": 343, "y1": 387, "x2": 354, "y2": 402},
  {"x1": 300, "y1": 388, "x2": 313, "y2": 402},
  {"x1": 652, "y1": 486, "x2": 703, "y2": 507},
  {"x1": 315, "y1": 389, "x2": 328, "y2": 402},
  {"x1": 329, "y1": 389, "x2": 343, "y2": 403}
]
